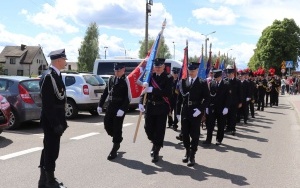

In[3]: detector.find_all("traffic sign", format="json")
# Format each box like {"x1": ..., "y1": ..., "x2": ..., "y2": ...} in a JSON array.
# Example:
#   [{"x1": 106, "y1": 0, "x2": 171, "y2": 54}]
[{"x1": 285, "y1": 61, "x2": 293, "y2": 68}]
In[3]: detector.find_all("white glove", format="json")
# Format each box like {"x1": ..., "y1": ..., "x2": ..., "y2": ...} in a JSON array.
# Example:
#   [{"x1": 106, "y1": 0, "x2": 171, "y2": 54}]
[
  {"x1": 146, "y1": 86, "x2": 153, "y2": 93},
  {"x1": 116, "y1": 109, "x2": 124, "y2": 117},
  {"x1": 176, "y1": 115, "x2": 181, "y2": 121},
  {"x1": 246, "y1": 98, "x2": 251, "y2": 101},
  {"x1": 222, "y1": 107, "x2": 228, "y2": 115},
  {"x1": 97, "y1": 107, "x2": 102, "y2": 115},
  {"x1": 206, "y1": 108, "x2": 209, "y2": 115},
  {"x1": 193, "y1": 108, "x2": 201, "y2": 117},
  {"x1": 138, "y1": 104, "x2": 145, "y2": 112}
]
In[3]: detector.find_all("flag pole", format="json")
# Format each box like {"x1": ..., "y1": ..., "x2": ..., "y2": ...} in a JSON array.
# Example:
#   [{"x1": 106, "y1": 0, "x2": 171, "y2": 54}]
[{"x1": 133, "y1": 93, "x2": 147, "y2": 143}]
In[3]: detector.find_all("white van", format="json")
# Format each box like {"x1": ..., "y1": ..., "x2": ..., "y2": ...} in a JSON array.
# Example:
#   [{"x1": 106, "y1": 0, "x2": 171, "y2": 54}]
[{"x1": 93, "y1": 58, "x2": 182, "y2": 110}]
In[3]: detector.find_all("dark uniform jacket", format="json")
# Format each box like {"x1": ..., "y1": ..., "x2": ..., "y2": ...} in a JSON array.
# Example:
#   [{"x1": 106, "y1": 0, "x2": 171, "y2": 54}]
[
  {"x1": 256, "y1": 78, "x2": 267, "y2": 95},
  {"x1": 208, "y1": 79, "x2": 231, "y2": 114},
  {"x1": 141, "y1": 72, "x2": 173, "y2": 116},
  {"x1": 99, "y1": 74, "x2": 130, "y2": 113},
  {"x1": 39, "y1": 67, "x2": 67, "y2": 132},
  {"x1": 227, "y1": 77, "x2": 242, "y2": 107},
  {"x1": 176, "y1": 77, "x2": 210, "y2": 118},
  {"x1": 241, "y1": 79, "x2": 251, "y2": 102}
]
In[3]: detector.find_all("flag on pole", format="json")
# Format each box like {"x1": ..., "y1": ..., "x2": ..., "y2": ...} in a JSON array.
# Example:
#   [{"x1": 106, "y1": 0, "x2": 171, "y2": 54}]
[
  {"x1": 197, "y1": 45, "x2": 206, "y2": 79},
  {"x1": 214, "y1": 51, "x2": 220, "y2": 69},
  {"x1": 205, "y1": 45, "x2": 212, "y2": 77},
  {"x1": 219, "y1": 59, "x2": 226, "y2": 78},
  {"x1": 178, "y1": 40, "x2": 188, "y2": 80},
  {"x1": 137, "y1": 19, "x2": 166, "y2": 88}
]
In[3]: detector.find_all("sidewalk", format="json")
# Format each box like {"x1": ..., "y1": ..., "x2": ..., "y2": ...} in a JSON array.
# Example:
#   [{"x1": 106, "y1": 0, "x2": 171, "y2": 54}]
[{"x1": 281, "y1": 93, "x2": 300, "y2": 118}]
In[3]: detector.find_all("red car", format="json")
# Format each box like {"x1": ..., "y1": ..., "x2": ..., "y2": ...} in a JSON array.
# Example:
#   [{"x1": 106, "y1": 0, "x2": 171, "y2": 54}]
[{"x1": 0, "y1": 94, "x2": 10, "y2": 134}]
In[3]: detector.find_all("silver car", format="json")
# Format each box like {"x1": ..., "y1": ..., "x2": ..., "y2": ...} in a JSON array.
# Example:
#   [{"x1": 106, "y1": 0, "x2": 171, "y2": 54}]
[
  {"x1": 0, "y1": 76, "x2": 42, "y2": 129},
  {"x1": 61, "y1": 72, "x2": 106, "y2": 119}
]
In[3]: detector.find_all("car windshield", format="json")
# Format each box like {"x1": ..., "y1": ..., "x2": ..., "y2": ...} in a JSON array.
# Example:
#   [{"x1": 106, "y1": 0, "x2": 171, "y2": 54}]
[
  {"x1": 21, "y1": 80, "x2": 40, "y2": 92},
  {"x1": 94, "y1": 75, "x2": 105, "y2": 85},
  {"x1": 83, "y1": 75, "x2": 101, "y2": 86}
]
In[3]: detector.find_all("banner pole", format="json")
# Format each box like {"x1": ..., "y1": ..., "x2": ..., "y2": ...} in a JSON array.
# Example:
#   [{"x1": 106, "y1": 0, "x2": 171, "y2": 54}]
[{"x1": 133, "y1": 93, "x2": 147, "y2": 143}]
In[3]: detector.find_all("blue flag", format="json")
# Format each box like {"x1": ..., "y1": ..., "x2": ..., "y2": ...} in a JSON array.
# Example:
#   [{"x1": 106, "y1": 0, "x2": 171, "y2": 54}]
[
  {"x1": 138, "y1": 19, "x2": 166, "y2": 87},
  {"x1": 197, "y1": 55, "x2": 206, "y2": 79}
]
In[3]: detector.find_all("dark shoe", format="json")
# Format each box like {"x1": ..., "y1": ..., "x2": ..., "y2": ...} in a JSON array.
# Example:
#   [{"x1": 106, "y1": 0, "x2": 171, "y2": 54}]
[
  {"x1": 151, "y1": 146, "x2": 160, "y2": 163},
  {"x1": 150, "y1": 144, "x2": 155, "y2": 157},
  {"x1": 107, "y1": 143, "x2": 120, "y2": 160},
  {"x1": 182, "y1": 149, "x2": 190, "y2": 163},
  {"x1": 45, "y1": 171, "x2": 66, "y2": 188},
  {"x1": 251, "y1": 115, "x2": 255, "y2": 118},
  {"x1": 244, "y1": 121, "x2": 248, "y2": 124},
  {"x1": 173, "y1": 125, "x2": 178, "y2": 131},
  {"x1": 216, "y1": 141, "x2": 222, "y2": 146},
  {"x1": 261, "y1": 108, "x2": 264, "y2": 111},
  {"x1": 257, "y1": 108, "x2": 260, "y2": 111},
  {"x1": 176, "y1": 134, "x2": 183, "y2": 141},
  {"x1": 224, "y1": 129, "x2": 231, "y2": 133},
  {"x1": 202, "y1": 140, "x2": 211, "y2": 146},
  {"x1": 187, "y1": 150, "x2": 195, "y2": 167},
  {"x1": 231, "y1": 131, "x2": 236, "y2": 136}
]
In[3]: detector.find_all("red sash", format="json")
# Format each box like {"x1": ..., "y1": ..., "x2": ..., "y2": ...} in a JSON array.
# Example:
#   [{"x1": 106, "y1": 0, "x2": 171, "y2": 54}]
[{"x1": 151, "y1": 77, "x2": 171, "y2": 112}]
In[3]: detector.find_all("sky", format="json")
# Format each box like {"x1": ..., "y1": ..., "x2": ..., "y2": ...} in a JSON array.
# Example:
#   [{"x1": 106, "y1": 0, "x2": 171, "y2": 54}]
[{"x1": 0, "y1": 0, "x2": 300, "y2": 70}]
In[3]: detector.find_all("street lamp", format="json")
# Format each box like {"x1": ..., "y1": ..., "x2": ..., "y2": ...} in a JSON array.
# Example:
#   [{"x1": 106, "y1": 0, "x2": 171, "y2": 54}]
[
  {"x1": 227, "y1": 48, "x2": 233, "y2": 65},
  {"x1": 172, "y1": 41, "x2": 175, "y2": 60},
  {"x1": 104, "y1": 46, "x2": 108, "y2": 59},
  {"x1": 144, "y1": 0, "x2": 153, "y2": 56},
  {"x1": 201, "y1": 31, "x2": 216, "y2": 61}
]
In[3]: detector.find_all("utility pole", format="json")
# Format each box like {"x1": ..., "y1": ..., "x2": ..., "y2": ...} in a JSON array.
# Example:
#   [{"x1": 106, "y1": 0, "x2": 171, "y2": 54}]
[
  {"x1": 201, "y1": 31, "x2": 216, "y2": 61},
  {"x1": 144, "y1": 0, "x2": 153, "y2": 56}
]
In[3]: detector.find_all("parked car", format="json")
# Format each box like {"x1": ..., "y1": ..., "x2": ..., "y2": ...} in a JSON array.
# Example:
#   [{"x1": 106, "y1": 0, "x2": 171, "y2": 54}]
[
  {"x1": 61, "y1": 72, "x2": 106, "y2": 119},
  {"x1": 0, "y1": 94, "x2": 11, "y2": 134},
  {"x1": 0, "y1": 76, "x2": 42, "y2": 129},
  {"x1": 99, "y1": 75, "x2": 112, "y2": 85}
]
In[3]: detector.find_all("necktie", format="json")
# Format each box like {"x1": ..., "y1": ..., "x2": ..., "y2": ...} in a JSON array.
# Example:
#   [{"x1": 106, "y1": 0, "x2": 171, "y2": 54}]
[{"x1": 191, "y1": 78, "x2": 194, "y2": 86}]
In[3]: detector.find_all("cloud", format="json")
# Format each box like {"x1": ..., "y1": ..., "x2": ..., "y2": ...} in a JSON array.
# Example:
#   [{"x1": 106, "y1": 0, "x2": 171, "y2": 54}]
[{"x1": 192, "y1": 6, "x2": 238, "y2": 25}]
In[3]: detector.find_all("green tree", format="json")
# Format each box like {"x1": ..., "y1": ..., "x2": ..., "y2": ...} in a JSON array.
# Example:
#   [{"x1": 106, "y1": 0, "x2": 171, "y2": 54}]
[
  {"x1": 248, "y1": 18, "x2": 300, "y2": 74},
  {"x1": 78, "y1": 22, "x2": 99, "y2": 72},
  {"x1": 138, "y1": 37, "x2": 172, "y2": 59},
  {"x1": 0, "y1": 64, "x2": 4, "y2": 74}
]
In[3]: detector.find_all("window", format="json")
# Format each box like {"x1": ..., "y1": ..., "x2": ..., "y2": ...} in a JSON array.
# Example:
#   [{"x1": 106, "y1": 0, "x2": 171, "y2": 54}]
[
  {"x1": 83, "y1": 75, "x2": 100, "y2": 86},
  {"x1": 68, "y1": 65, "x2": 71, "y2": 70},
  {"x1": 17, "y1": 70, "x2": 23, "y2": 76},
  {"x1": 10, "y1": 58, "x2": 16, "y2": 64},
  {"x1": 65, "y1": 76, "x2": 76, "y2": 86}
]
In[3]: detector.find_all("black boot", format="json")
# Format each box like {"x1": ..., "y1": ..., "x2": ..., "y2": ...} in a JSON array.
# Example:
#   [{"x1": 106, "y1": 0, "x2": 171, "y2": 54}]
[
  {"x1": 187, "y1": 150, "x2": 195, "y2": 167},
  {"x1": 107, "y1": 143, "x2": 120, "y2": 160},
  {"x1": 45, "y1": 171, "x2": 66, "y2": 188},
  {"x1": 38, "y1": 167, "x2": 46, "y2": 188},
  {"x1": 182, "y1": 149, "x2": 190, "y2": 163},
  {"x1": 150, "y1": 144, "x2": 155, "y2": 157},
  {"x1": 176, "y1": 133, "x2": 183, "y2": 141},
  {"x1": 152, "y1": 145, "x2": 160, "y2": 163}
]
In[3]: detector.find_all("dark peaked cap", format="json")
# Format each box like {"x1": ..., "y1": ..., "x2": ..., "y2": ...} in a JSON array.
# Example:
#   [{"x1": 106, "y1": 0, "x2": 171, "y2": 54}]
[
  {"x1": 213, "y1": 69, "x2": 222, "y2": 77},
  {"x1": 154, "y1": 58, "x2": 165, "y2": 66},
  {"x1": 114, "y1": 62, "x2": 125, "y2": 70},
  {"x1": 48, "y1": 49, "x2": 67, "y2": 60},
  {"x1": 172, "y1": 67, "x2": 181, "y2": 73},
  {"x1": 188, "y1": 62, "x2": 199, "y2": 70}
]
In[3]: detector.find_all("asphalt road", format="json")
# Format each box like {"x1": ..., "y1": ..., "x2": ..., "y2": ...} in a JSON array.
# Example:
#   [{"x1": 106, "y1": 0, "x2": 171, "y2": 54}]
[{"x1": 1, "y1": 95, "x2": 300, "y2": 188}]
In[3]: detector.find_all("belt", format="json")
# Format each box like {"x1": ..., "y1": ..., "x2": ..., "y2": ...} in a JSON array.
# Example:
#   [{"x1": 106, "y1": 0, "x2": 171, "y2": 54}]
[
  {"x1": 186, "y1": 101, "x2": 200, "y2": 106},
  {"x1": 147, "y1": 100, "x2": 164, "y2": 105}
]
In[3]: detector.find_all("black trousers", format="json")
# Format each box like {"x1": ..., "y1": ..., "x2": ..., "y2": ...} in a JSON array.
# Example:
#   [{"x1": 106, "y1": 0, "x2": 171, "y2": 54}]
[
  {"x1": 40, "y1": 131, "x2": 61, "y2": 172},
  {"x1": 257, "y1": 94, "x2": 265, "y2": 110},
  {"x1": 237, "y1": 101, "x2": 249, "y2": 122},
  {"x1": 206, "y1": 112, "x2": 226, "y2": 143},
  {"x1": 265, "y1": 92, "x2": 270, "y2": 105},
  {"x1": 249, "y1": 101, "x2": 255, "y2": 117},
  {"x1": 181, "y1": 115, "x2": 201, "y2": 151},
  {"x1": 227, "y1": 105, "x2": 238, "y2": 131},
  {"x1": 145, "y1": 114, "x2": 167, "y2": 147},
  {"x1": 104, "y1": 112, "x2": 125, "y2": 144}
]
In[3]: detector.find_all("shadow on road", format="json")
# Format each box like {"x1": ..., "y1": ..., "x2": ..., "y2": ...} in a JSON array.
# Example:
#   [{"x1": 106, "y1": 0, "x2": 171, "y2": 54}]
[
  {"x1": 210, "y1": 143, "x2": 262, "y2": 158},
  {"x1": 0, "y1": 136, "x2": 13, "y2": 148},
  {"x1": 4, "y1": 121, "x2": 43, "y2": 135}
]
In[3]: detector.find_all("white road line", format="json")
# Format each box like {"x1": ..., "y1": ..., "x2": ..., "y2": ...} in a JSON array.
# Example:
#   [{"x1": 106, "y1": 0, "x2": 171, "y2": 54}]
[
  {"x1": 0, "y1": 147, "x2": 43, "y2": 160},
  {"x1": 123, "y1": 123, "x2": 133, "y2": 127},
  {"x1": 34, "y1": 134, "x2": 44, "y2": 138},
  {"x1": 70, "y1": 132, "x2": 100, "y2": 140},
  {"x1": 93, "y1": 122, "x2": 104, "y2": 126}
]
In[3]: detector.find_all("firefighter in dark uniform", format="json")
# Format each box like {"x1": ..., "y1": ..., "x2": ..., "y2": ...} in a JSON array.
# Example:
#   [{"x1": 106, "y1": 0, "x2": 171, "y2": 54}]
[
  {"x1": 176, "y1": 62, "x2": 209, "y2": 167},
  {"x1": 98, "y1": 63, "x2": 130, "y2": 160},
  {"x1": 256, "y1": 70, "x2": 267, "y2": 111},
  {"x1": 237, "y1": 70, "x2": 251, "y2": 124},
  {"x1": 203, "y1": 69, "x2": 231, "y2": 146},
  {"x1": 225, "y1": 65, "x2": 242, "y2": 135},
  {"x1": 265, "y1": 74, "x2": 272, "y2": 107},
  {"x1": 248, "y1": 70, "x2": 256, "y2": 118},
  {"x1": 138, "y1": 58, "x2": 172, "y2": 163},
  {"x1": 168, "y1": 67, "x2": 180, "y2": 131},
  {"x1": 38, "y1": 49, "x2": 68, "y2": 188},
  {"x1": 272, "y1": 75, "x2": 280, "y2": 106}
]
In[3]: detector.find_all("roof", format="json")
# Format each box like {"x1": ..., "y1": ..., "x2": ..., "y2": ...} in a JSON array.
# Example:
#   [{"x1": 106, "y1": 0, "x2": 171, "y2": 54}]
[{"x1": 0, "y1": 45, "x2": 42, "y2": 64}]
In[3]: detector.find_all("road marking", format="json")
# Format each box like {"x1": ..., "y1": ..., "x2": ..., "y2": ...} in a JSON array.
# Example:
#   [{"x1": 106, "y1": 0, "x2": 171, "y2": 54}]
[
  {"x1": 93, "y1": 122, "x2": 104, "y2": 126},
  {"x1": 0, "y1": 147, "x2": 43, "y2": 160},
  {"x1": 70, "y1": 132, "x2": 100, "y2": 140},
  {"x1": 34, "y1": 134, "x2": 44, "y2": 138},
  {"x1": 123, "y1": 123, "x2": 133, "y2": 127}
]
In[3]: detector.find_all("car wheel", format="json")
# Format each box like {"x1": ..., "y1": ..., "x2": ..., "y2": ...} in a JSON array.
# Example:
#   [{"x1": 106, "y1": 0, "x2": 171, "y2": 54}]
[
  {"x1": 7, "y1": 109, "x2": 20, "y2": 130},
  {"x1": 89, "y1": 109, "x2": 99, "y2": 116},
  {"x1": 65, "y1": 100, "x2": 78, "y2": 119}
]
